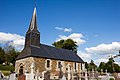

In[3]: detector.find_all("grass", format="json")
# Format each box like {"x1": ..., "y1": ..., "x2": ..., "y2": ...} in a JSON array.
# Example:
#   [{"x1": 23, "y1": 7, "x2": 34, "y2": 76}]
[{"x1": 1, "y1": 70, "x2": 10, "y2": 76}]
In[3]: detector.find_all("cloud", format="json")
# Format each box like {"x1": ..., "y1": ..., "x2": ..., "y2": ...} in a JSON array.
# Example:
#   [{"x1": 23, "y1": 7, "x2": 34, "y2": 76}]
[
  {"x1": 0, "y1": 32, "x2": 25, "y2": 51},
  {"x1": 86, "y1": 42, "x2": 120, "y2": 55},
  {"x1": 95, "y1": 57, "x2": 120, "y2": 66},
  {"x1": 77, "y1": 51, "x2": 91, "y2": 62},
  {"x1": 55, "y1": 27, "x2": 72, "y2": 32},
  {"x1": 94, "y1": 34, "x2": 99, "y2": 37},
  {"x1": 56, "y1": 33, "x2": 86, "y2": 45},
  {"x1": 55, "y1": 27, "x2": 63, "y2": 30},
  {"x1": 64, "y1": 28, "x2": 72, "y2": 32},
  {"x1": 95, "y1": 58, "x2": 108, "y2": 66}
]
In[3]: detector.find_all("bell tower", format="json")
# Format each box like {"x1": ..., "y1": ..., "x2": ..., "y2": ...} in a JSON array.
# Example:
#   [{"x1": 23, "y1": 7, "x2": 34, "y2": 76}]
[{"x1": 25, "y1": 7, "x2": 40, "y2": 48}]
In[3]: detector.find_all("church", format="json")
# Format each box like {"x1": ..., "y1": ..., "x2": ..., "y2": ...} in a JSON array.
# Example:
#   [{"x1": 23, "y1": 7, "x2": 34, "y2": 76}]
[{"x1": 15, "y1": 7, "x2": 85, "y2": 79}]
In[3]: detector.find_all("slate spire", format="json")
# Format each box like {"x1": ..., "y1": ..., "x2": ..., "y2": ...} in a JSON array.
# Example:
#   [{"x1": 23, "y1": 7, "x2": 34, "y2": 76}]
[
  {"x1": 25, "y1": 7, "x2": 40, "y2": 48},
  {"x1": 27, "y1": 7, "x2": 39, "y2": 33}
]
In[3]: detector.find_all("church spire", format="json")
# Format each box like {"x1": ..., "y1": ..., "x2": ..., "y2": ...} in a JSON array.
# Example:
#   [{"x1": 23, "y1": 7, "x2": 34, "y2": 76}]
[
  {"x1": 25, "y1": 6, "x2": 40, "y2": 48},
  {"x1": 27, "y1": 7, "x2": 39, "y2": 33}
]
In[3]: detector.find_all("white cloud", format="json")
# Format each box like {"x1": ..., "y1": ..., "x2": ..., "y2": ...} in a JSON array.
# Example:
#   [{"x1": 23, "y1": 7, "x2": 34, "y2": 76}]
[
  {"x1": 0, "y1": 32, "x2": 25, "y2": 51},
  {"x1": 86, "y1": 42, "x2": 120, "y2": 55},
  {"x1": 55, "y1": 27, "x2": 72, "y2": 32},
  {"x1": 55, "y1": 27, "x2": 63, "y2": 30},
  {"x1": 77, "y1": 51, "x2": 91, "y2": 62},
  {"x1": 64, "y1": 28, "x2": 72, "y2": 32},
  {"x1": 95, "y1": 58, "x2": 108, "y2": 66},
  {"x1": 94, "y1": 34, "x2": 99, "y2": 37},
  {"x1": 56, "y1": 33, "x2": 86, "y2": 45}
]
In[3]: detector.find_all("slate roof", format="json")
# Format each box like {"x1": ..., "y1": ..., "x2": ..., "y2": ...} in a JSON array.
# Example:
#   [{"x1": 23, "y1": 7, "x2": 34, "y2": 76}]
[{"x1": 16, "y1": 44, "x2": 84, "y2": 63}]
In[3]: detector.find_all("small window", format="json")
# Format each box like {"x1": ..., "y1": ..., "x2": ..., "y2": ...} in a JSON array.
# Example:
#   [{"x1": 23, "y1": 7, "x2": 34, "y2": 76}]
[
  {"x1": 47, "y1": 60, "x2": 50, "y2": 68},
  {"x1": 81, "y1": 63, "x2": 82, "y2": 70},
  {"x1": 58, "y1": 62, "x2": 61, "y2": 68},
  {"x1": 75, "y1": 62, "x2": 76, "y2": 70}
]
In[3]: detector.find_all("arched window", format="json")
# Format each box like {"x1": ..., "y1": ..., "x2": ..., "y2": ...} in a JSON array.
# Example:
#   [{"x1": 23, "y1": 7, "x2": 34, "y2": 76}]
[
  {"x1": 45, "y1": 59, "x2": 51, "y2": 70},
  {"x1": 19, "y1": 66, "x2": 23, "y2": 76}
]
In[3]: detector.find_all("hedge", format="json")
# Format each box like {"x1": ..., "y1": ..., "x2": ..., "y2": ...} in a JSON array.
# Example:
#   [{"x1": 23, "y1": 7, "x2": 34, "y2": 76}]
[{"x1": 0, "y1": 64, "x2": 15, "y2": 71}]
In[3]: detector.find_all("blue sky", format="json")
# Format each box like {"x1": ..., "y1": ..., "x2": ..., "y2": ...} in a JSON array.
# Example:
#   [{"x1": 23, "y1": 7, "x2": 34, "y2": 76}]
[{"x1": 0, "y1": 0, "x2": 120, "y2": 65}]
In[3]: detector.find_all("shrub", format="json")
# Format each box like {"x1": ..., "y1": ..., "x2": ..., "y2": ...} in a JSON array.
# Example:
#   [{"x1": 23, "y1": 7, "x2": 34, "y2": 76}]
[
  {"x1": 109, "y1": 78, "x2": 114, "y2": 80},
  {"x1": 0, "y1": 64, "x2": 15, "y2": 71},
  {"x1": 1, "y1": 70, "x2": 10, "y2": 76}
]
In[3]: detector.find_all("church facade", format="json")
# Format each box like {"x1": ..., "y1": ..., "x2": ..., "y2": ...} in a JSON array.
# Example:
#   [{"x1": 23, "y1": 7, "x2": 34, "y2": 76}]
[{"x1": 15, "y1": 7, "x2": 85, "y2": 79}]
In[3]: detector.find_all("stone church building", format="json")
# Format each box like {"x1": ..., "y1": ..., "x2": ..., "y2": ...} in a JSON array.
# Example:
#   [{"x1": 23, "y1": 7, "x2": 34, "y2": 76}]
[{"x1": 15, "y1": 7, "x2": 85, "y2": 79}]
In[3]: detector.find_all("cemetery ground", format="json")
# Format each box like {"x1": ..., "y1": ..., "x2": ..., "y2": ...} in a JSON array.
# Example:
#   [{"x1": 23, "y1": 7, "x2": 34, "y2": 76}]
[{"x1": 0, "y1": 63, "x2": 119, "y2": 80}]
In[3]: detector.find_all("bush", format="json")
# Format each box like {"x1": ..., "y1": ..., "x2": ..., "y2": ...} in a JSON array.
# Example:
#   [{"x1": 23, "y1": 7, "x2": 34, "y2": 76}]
[
  {"x1": 109, "y1": 78, "x2": 114, "y2": 80},
  {"x1": 1, "y1": 70, "x2": 10, "y2": 76},
  {"x1": 0, "y1": 64, "x2": 15, "y2": 71}
]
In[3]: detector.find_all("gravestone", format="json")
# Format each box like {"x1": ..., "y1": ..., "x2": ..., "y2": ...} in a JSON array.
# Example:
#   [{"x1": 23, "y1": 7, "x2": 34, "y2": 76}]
[
  {"x1": 0, "y1": 71, "x2": 2, "y2": 79},
  {"x1": 118, "y1": 73, "x2": 120, "y2": 78},
  {"x1": 44, "y1": 71, "x2": 50, "y2": 80},
  {"x1": 61, "y1": 75, "x2": 66, "y2": 80},
  {"x1": 9, "y1": 73, "x2": 16, "y2": 80}
]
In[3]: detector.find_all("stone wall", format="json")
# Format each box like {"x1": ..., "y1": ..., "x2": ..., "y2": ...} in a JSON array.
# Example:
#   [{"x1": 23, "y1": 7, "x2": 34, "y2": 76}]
[
  {"x1": 34, "y1": 58, "x2": 82, "y2": 74},
  {"x1": 15, "y1": 57, "x2": 83, "y2": 75},
  {"x1": 15, "y1": 57, "x2": 34, "y2": 74},
  {"x1": 34, "y1": 58, "x2": 46, "y2": 72}
]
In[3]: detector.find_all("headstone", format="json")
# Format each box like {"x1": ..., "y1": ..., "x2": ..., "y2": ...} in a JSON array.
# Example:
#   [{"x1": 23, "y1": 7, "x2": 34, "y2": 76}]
[
  {"x1": 25, "y1": 73, "x2": 31, "y2": 80},
  {"x1": 101, "y1": 69, "x2": 103, "y2": 74},
  {"x1": 105, "y1": 69, "x2": 107, "y2": 74},
  {"x1": 92, "y1": 69, "x2": 94, "y2": 78},
  {"x1": 85, "y1": 69, "x2": 88, "y2": 80},
  {"x1": 44, "y1": 71, "x2": 50, "y2": 80},
  {"x1": 9, "y1": 73, "x2": 16, "y2": 80},
  {"x1": 61, "y1": 75, "x2": 66, "y2": 80},
  {"x1": 0, "y1": 71, "x2": 2, "y2": 79}
]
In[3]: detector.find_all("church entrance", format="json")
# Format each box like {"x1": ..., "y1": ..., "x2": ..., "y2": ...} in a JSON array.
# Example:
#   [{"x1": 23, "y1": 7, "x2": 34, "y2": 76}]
[
  {"x1": 19, "y1": 66, "x2": 23, "y2": 76},
  {"x1": 18, "y1": 66, "x2": 26, "y2": 80}
]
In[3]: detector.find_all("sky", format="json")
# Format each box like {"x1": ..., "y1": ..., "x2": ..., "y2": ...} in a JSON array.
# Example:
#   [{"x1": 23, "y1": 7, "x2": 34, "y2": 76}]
[{"x1": 0, "y1": 0, "x2": 120, "y2": 66}]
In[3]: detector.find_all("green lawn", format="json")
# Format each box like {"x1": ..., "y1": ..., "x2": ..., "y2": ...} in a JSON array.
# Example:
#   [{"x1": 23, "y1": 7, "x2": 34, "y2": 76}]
[{"x1": 1, "y1": 70, "x2": 10, "y2": 76}]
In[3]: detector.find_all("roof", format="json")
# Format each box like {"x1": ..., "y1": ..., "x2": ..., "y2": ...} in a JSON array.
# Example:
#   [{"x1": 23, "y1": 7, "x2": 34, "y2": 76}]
[
  {"x1": 16, "y1": 44, "x2": 84, "y2": 63},
  {"x1": 27, "y1": 7, "x2": 39, "y2": 34}
]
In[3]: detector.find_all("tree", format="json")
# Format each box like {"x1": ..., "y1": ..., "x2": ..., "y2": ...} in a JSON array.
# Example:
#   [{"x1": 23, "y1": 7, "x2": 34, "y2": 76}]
[
  {"x1": 0, "y1": 47, "x2": 5, "y2": 64},
  {"x1": 97, "y1": 58, "x2": 120, "y2": 73},
  {"x1": 6, "y1": 47, "x2": 20, "y2": 65},
  {"x1": 87, "y1": 60, "x2": 97, "y2": 71},
  {"x1": 4, "y1": 45, "x2": 20, "y2": 65},
  {"x1": 106, "y1": 58, "x2": 115, "y2": 73},
  {"x1": 52, "y1": 39, "x2": 78, "y2": 53},
  {"x1": 114, "y1": 63, "x2": 120, "y2": 73},
  {"x1": 98, "y1": 62, "x2": 106, "y2": 72},
  {"x1": 85, "y1": 62, "x2": 89, "y2": 70}
]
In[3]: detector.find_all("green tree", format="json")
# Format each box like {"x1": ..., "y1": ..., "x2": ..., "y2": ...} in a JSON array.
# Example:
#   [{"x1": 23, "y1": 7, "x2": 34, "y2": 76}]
[
  {"x1": 114, "y1": 63, "x2": 120, "y2": 73},
  {"x1": 52, "y1": 39, "x2": 78, "y2": 53},
  {"x1": 98, "y1": 62, "x2": 106, "y2": 72},
  {"x1": 105, "y1": 58, "x2": 115, "y2": 73},
  {"x1": 87, "y1": 60, "x2": 97, "y2": 71},
  {"x1": 85, "y1": 62, "x2": 89, "y2": 70},
  {"x1": 4, "y1": 45, "x2": 20, "y2": 65},
  {"x1": 0, "y1": 47, "x2": 5, "y2": 64},
  {"x1": 6, "y1": 47, "x2": 20, "y2": 65}
]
